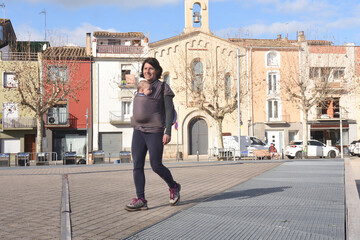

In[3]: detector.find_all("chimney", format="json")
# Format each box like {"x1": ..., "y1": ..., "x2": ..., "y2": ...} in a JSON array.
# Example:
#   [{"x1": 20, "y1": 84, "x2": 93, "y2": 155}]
[
  {"x1": 298, "y1": 31, "x2": 305, "y2": 42},
  {"x1": 277, "y1": 34, "x2": 282, "y2": 40},
  {"x1": 86, "y1": 33, "x2": 91, "y2": 56}
]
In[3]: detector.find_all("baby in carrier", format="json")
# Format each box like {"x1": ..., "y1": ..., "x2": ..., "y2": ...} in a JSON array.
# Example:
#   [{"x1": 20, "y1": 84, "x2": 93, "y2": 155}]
[
  {"x1": 131, "y1": 80, "x2": 164, "y2": 131},
  {"x1": 137, "y1": 80, "x2": 152, "y2": 96}
]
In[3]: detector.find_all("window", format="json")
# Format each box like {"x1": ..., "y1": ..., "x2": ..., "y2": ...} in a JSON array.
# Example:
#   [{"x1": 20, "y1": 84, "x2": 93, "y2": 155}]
[
  {"x1": 122, "y1": 101, "x2": 132, "y2": 121},
  {"x1": 309, "y1": 140, "x2": 324, "y2": 146},
  {"x1": 267, "y1": 72, "x2": 280, "y2": 95},
  {"x1": 266, "y1": 51, "x2": 279, "y2": 67},
  {"x1": 333, "y1": 68, "x2": 345, "y2": 81},
  {"x1": 164, "y1": 73, "x2": 171, "y2": 86},
  {"x1": 2, "y1": 102, "x2": 18, "y2": 128},
  {"x1": 3, "y1": 102, "x2": 18, "y2": 118},
  {"x1": 288, "y1": 131, "x2": 298, "y2": 143},
  {"x1": 49, "y1": 66, "x2": 69, "y2": 82},
  {"x1": 49, "y1": 104, "x2": 68, "y2": 124},
  {"x1": 192, "y1": 60, "x2": 203, "y2": 91},
  {"x1": 3, "y1": 72, "x2": 17, "y2": 88},
  {"x1": 225, "y1": 74, "x2": 231, "y2": 99},
  {"x1": 267, "y1": 99, "x2": 281, "y2": 121},
  {"x1": 309, "y1": 67, "x2": 344, "y2": 82},
  {"x1": 309, "y1": 67, "x2": 326, "y2": 79},
  {"x1": 108, "y1": 39, "x2": 120, "y2": 45},
  {"x1": 317, "y1": 98, "x2": 340, "y2": 119},
  {"x1": 250, "y1": 137, "x2": 266, "y2": 146},
  {"x1": 121, "y1": 64, "x2": 135, "y2": 86}
]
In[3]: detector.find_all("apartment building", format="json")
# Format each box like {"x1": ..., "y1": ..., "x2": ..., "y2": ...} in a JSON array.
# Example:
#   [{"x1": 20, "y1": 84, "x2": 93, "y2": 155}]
[
  {"x1": 40, "y1": 44, "x2": 92, "y2": 160},
  {"x1": 0, "y1": 19, "x2": 48, "y2": 158},
  {"x1": 91, "y1": 31, "x2": 148, "y2": 159}
]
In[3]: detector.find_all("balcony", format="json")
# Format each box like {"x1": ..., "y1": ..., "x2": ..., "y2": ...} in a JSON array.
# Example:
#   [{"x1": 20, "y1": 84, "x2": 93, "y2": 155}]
[
  {"x1": 265, "y1": 114, "x2": 290, "y2": 126},
  {"x1": 45, "y1": 112, "x2": 71, "y2": 127},
  {"x1": 97, "y1": 45, "x2": 144, "y2": 55},
  {"x1": 316, "y1": 112, "x2": 348, "y2": 120},
  {"x1": 109, "y1": 111, "x2": 131, "y2": 125},
  {"x1": 119, "y1": 74, "x2": 136, "y2": 88},
  {"x1": 1, "y1": 52, "x2": 38, "y2": 61},
  {"x1": 2, "y1": 117, "x2": 37, "y2": 129}
]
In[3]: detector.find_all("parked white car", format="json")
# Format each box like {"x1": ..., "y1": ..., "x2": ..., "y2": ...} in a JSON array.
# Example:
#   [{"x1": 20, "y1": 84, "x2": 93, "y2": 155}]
[
  {"x1": 349, "y1": 140, "x2": 360, "y2": 156},
  {"x1": 285, "y1": 140, "x2": 339, "y2": 159}
]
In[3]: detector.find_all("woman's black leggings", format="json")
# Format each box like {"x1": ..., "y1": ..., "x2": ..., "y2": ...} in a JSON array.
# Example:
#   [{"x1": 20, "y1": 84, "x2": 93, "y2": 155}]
[{"x1": 131, "y1": 129, "x2": 176, "y2": 199}]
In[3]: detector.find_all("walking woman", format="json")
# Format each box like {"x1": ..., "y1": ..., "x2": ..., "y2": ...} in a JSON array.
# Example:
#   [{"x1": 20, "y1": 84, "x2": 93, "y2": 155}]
[{"x1": 125, "y1": 57, "x2": 181, "y2": 211}]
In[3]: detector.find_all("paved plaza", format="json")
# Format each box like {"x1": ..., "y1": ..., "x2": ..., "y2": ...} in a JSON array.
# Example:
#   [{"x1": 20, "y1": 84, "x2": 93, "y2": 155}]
[{"x1": 0, "y1": 157, "x2": 359, "y2": 240}]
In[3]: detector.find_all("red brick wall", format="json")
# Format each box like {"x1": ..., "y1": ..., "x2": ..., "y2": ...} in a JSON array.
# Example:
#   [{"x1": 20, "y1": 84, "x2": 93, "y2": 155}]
[{"x1": 310, "y1": 46, "x2": 346, "y2": 54}]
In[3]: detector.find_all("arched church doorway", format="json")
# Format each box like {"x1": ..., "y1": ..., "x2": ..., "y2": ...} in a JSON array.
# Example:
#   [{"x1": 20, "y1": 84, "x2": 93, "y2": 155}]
[{"x1": 189, "y1": 118, "x2": 208, "y2": 155}]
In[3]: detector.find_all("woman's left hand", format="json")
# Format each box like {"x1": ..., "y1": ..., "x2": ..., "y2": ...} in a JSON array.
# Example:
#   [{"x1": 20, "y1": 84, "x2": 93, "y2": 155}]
[{"x1": 163, "y1": 134, "x2": 171, "y2": 145}]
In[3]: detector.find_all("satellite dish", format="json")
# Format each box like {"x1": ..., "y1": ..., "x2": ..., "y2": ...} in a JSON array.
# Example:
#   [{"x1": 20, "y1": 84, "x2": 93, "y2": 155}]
[{"x1": 42, "y1": 44, "x2": 47, "y2": 51}]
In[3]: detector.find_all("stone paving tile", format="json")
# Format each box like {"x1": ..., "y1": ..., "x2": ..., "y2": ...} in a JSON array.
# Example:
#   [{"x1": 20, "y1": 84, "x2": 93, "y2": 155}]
[
  {"x1": 68, "y1": 162, "x2": 281, "y2": 239},
  {"x1": 0, "y1": 161, "x2": 281, "y2": 239},
  {"x1": 0, "y1": 175, "x2": 61, "y2": 240}
]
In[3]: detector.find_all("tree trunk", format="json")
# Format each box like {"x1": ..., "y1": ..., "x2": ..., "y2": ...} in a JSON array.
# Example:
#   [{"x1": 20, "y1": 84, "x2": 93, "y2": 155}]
[
  {"x1": 302, "y1": 109, "x2": 308, "y2": 159},
  {"x1": 216, "y1": 118, "x2": 224, "y2": 149},
  {"x1": 36, "y1": 115, "x2": 43, "y2": 154}
]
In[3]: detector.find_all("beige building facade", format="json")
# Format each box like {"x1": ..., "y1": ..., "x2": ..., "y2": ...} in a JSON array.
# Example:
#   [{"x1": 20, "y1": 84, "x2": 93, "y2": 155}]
[
  {"x1": 149, "y1": 0, "x2": 248, "y2": 157},
  {"x1": 150, "y1": 0, "x2": 359, "y2": 157}
]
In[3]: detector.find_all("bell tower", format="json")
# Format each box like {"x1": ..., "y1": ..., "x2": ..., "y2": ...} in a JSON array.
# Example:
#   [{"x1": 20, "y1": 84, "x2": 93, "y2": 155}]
[{"x1": 184, "y1": 0, "x2": 210, "y2": 34}]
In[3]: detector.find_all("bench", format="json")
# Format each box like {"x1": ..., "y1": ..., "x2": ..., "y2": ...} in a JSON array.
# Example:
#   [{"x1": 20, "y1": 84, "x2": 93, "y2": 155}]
[{"x1": 252, "y1": 149, "x2": 271, "y2": 160}]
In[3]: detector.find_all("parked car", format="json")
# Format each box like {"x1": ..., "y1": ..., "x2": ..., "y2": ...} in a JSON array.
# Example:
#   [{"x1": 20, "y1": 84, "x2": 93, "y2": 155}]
[
  {"x1": 285, "y1": 140, "x2": 339, "y2": 159},
  {"x1": 349, "y1": 140, "x2": 360, "y2": 156}
]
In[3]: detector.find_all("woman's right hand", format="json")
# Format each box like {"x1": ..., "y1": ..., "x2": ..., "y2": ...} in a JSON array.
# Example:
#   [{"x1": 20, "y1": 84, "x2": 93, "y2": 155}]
[{"x1": 163, "y1": 134, "x2": 171, "y2": 145}]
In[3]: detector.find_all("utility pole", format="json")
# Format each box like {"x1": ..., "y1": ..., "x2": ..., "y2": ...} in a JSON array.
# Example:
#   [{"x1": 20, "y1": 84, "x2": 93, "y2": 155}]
[
  {"x1": 340, "y1": 106, "x2": 343, "y2": 158},
  {"x1": 86, "y1": 108, "x2": 89, "y2": 164},
  {"x1": 237, "y1": 49, "x2": 246, "y2": 159}
]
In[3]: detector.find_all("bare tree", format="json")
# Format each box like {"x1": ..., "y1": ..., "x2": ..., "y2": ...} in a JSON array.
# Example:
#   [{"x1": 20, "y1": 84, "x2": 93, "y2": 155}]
[
  {"x1": 3, "y1": 43, "x2": 87, "y2": 153},
  {"x1": 283, "y1": 44, "x2": 355, "y2": 158},
  {"x1": 170, "y1": 48, "x2": 247, "y2": 150}
]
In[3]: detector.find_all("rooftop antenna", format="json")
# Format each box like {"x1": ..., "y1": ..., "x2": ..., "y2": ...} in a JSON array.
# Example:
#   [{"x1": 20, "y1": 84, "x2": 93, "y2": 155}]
[{"x1": 39, "y1": 9, "x2": 46, "y2": 41}]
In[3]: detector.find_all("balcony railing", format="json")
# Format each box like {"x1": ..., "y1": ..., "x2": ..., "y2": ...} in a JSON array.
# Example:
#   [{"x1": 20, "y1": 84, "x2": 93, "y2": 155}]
[
  {"x1": 109, "y1": 111, "x2": 131, "y2": 124},
  {"x1": 97, "y1": 45, "x2": 144, "y2": 54},
  {"x1": 266, "y1": 114, "x2": 290, "y2": 123},
  {"x1": 1, "y1": 52, "x2": 38, "y2": 61},
  {"x1": 2, "y1": 117, "x2": 37, "y2": 129},
  {"x1": 316, "y1": 112, "x2": 348, "y2": 120}
]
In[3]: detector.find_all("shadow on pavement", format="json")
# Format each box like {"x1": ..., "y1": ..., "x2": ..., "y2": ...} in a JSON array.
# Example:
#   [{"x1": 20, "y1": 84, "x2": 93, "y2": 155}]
[
  {"x1": 204, "y1": 186, "x2": 292, "y2": 202},
  {"x1": 148, "y1": 187, "x2": 292, "y2": 210}
]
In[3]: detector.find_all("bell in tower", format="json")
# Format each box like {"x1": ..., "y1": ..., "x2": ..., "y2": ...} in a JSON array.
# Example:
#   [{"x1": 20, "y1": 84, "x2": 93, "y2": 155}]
[
  {"x1": 193, "y1": 12, "x2": 200, "y2": 23},
  {"x1": 184, "y1": 0, "x2": 210, "y2": 34}
]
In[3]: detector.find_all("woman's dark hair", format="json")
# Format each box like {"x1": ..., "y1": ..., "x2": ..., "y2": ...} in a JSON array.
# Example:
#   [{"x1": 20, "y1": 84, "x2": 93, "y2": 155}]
[{"x1": 140, "y1": 57, "x2": 163, "y2": 79}]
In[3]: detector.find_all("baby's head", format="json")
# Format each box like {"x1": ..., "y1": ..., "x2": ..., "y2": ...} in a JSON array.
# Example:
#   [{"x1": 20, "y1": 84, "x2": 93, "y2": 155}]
[{"x1": 137, "y1": 80, "x2": 152, "y2": 96}]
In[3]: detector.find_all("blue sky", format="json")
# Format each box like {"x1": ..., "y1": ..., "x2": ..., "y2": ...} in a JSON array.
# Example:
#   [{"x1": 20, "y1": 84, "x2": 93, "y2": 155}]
[{"x1": 5, "y1": 0, "x2": 360, "y2": 47}]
